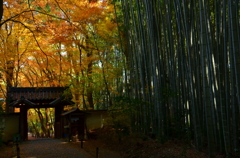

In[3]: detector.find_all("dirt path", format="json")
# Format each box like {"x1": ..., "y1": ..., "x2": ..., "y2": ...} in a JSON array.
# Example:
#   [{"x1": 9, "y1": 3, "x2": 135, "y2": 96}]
[
  {"x1": 0, "y1": 137, "x2": 122, "y2": 158},
  {"x1": 18, "y1": 138, "x2": 92, "y2": 158}
]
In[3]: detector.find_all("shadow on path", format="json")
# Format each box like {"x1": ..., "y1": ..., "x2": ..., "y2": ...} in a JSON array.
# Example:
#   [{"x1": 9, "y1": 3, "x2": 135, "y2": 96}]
[{"x1": 19, "y1": 138, "x2": 93, "y2": 158}]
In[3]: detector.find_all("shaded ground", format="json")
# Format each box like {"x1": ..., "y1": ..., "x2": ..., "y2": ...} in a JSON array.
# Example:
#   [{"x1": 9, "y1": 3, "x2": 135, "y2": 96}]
[
  {"x1": 0, "y1": 135, "x2": 122, "y2": 158},
  {"x1": 22, "y1": 138, "x2": 92, "y2": 158},
  {"x1": 0, "y1": 138, "x2": 92, "y2": 158},
  {"x1": 86, "y1": 128, "x2": 228, "y2": 158},
  {"x1": 0, "y1": 128, "x2": 229, "y2": 158}
]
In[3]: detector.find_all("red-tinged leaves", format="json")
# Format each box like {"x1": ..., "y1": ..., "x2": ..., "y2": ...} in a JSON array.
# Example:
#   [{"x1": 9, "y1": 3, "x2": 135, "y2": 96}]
[{"x1": 0, "y1": 0, "x2": 122, "y2": 108}]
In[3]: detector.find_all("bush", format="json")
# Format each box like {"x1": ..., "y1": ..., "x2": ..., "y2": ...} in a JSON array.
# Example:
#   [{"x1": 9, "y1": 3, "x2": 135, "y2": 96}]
[{"x1": 107, "y1": 96, "x2": 141, "y2": 142}]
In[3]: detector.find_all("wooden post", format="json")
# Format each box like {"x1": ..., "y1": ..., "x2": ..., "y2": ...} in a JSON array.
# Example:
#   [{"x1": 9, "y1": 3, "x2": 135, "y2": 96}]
[
  {"x1": 96, "y1": 147, "x2": 99, "y2": 158},
  {"x1": 16, "y1": 142, "x2": 20, "y2": 158},
  {"x1": 16, "y1": 135, "x2": 20, "y2": 158}
]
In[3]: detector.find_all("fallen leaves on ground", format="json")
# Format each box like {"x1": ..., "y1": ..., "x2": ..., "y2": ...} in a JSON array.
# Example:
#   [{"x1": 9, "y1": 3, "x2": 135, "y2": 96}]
[{"x1": 88, "y1": 127, "x2": 228, "y2": 158}]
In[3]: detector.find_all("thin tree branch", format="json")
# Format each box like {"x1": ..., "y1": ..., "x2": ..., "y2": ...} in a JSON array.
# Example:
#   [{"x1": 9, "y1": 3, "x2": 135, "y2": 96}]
[
  {"x1": 10, "y1": 19, "x2": 49, "y2": 68},
  {"x1": 0, "y1": 9, "x2": 69, "y2": 27},
  {"x1": 53, "y1": 0, "x2": 70, "y2": 21}
]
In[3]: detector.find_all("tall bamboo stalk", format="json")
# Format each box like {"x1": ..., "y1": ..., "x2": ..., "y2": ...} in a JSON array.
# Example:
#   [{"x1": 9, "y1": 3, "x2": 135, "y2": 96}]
[{"x1": 116, "y1": 0, "x2": 240, "y2": 155}]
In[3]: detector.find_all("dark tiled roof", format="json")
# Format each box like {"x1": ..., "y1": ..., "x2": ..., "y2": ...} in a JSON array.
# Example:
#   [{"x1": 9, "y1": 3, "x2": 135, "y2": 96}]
[
  {"x1": 9, "y1": 96, "x2": 36, "y2": 107},
  {"x1": 62, "y1": 108, "x2": 89, "y2": 116},
  {"x1": 8, "y1": 87, "x2": 70, "y2": 101}
]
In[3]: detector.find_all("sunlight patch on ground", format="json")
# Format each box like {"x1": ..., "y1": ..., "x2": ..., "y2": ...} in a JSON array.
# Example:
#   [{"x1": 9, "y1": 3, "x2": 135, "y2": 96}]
[{"x1": 60, "y1": 142, "x2": 68, "y2": 144}]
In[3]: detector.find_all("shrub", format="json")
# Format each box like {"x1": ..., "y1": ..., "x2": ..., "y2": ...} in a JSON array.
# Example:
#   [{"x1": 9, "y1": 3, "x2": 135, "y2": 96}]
[{"x1": 107, "y1": 96, "x2": 141, "y2": 142}]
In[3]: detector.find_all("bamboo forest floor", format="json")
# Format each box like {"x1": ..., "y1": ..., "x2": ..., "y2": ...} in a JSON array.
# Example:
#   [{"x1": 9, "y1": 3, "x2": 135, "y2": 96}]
[
  {"x1": 86, "y1": 127, "x2": 231, "y2": 158},
  {"x1": 0, "y1": 128, "x2": 230, "y2": 158}
]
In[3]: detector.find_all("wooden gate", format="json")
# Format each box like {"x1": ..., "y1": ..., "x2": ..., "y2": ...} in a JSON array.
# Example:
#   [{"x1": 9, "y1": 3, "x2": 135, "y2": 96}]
[{"x1": 7, "y1": 87, "x2": 74, "y2": 141}]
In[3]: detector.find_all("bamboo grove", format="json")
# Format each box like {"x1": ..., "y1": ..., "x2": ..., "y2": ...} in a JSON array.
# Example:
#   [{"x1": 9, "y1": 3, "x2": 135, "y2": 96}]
[{"x1": 113, "y1": 0, "x2": 240, "y2": 156}]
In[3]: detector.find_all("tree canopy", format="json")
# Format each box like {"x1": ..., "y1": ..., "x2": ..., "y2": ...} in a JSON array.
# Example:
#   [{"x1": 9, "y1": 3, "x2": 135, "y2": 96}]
[{"x1": 0, "y1": 0, "x2": 124, "y2": 110}]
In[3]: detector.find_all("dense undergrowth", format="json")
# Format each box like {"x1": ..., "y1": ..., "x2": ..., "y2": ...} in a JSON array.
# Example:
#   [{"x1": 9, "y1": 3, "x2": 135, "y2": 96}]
[{"x1": 88, "y1": 127, "x2": 213, "y2": 158}]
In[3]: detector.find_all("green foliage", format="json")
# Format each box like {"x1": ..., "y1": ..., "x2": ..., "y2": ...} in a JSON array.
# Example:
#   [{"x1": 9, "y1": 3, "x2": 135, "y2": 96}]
[
  {"x1": 107, "y1": 96, "x2": 142, "y2": 142},
  {"x1": 28, "y1": 108, "x2": 55, "y2": 138}
]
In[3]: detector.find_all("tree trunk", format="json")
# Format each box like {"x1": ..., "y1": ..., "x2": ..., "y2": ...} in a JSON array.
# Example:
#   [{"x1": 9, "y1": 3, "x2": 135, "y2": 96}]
[{"x1": 0, "y1": 0, "x2": 3, "y2": 23}]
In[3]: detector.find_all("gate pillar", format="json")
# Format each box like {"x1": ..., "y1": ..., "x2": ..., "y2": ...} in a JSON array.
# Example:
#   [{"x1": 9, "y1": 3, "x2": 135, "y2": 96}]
[
  {"x1": 20, "y1": 106, "x2": 28, "y2": 141},
  {"x1": 54, "y1": 106, "x2": 63, "y2": 138}
]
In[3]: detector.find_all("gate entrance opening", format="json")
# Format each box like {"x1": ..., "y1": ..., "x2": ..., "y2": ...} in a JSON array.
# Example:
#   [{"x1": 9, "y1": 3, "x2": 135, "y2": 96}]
[
  {"x1": 28, "y1": 108, "x2": 55, "y2": 138},
  {"x1": 7, "y1": 87, "x2": 74, "y2": 141}
]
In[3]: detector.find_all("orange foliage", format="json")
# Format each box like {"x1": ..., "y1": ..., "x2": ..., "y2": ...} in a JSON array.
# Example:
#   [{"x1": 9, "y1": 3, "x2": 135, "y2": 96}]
[{"x1": 0, "y1": 0, "x2": 123, "y2": 109}]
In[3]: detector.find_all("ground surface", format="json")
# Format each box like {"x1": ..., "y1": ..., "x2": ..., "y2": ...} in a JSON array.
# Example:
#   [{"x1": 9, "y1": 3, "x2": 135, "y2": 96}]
[
  {"x1": 0, "y1": 133, "x2": 122, "y2": 158},
  {"x1": 0, "y1": 128, "x2": 229, "y2": 158},
  {"x1": 83, "y1": 128, "x2": 228, "y2": 158},
  {"x1": 0, "y1": 138, "x2": 92, "y2": 158}
]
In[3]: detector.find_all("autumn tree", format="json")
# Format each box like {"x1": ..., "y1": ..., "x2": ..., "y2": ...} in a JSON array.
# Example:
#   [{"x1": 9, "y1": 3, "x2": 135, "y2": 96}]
[
  {"x1": 0, "y1": 0, "x2": 123, "y2": 140},
  {"x1": 27, "y1": 0, "x2": 122, "y2": 109},
  {"x1": 0, "y1": 0, "x2": 123, "y2": 111}
]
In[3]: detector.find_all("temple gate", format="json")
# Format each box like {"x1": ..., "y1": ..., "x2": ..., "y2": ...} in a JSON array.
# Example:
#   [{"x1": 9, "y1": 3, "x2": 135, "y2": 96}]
[{"x1": 7, "y1": 87, "x2": 74, "y2": 141}]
